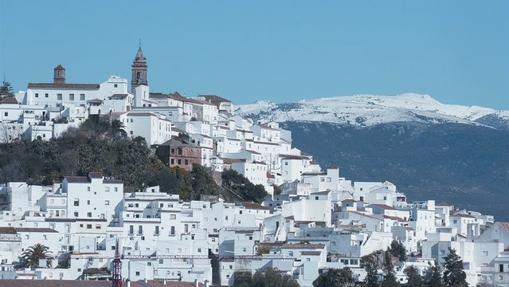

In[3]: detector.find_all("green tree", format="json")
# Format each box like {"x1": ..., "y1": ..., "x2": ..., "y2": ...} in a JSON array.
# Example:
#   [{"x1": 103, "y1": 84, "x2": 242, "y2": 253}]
[
  {"x1": 389, "y1": 240, "x2": 407, "y2": 262},
  {"x1": 190, "y1": 164, "x2": 219, "y2": 200},
  {"x1": 423, "y1": 261, "x2": 444, "y2": 287},
  {"x1": 382, "y1": 251, "x2": 399, "y2": 287},
  {"x1": 110, "y1": 119, "x2": 126, "y2": 137},
  {"x1": 21, "y1": 244, "x2": 52, "y2": 268},
  {"x1": 362, "y1": 253, "x2": 380, "y2": 287},
  {"x1": 442, "y1": 248, "x2": 468, "y2": 287},
  {"x1": 404, "y1": 266, "x2": 423, "y2": 287},
  {"x1": 222, "y1": 169, "x2": 267, "y2": 202},
  {"x1": 235, "y1": 269, "x2": 299, "y2": 287},
  {"x1": 0, "y1": 80, "x2": 13, "y2": 97},
  {"x1": 313, "y1": 268, "x2": 355, "y2": 287}
]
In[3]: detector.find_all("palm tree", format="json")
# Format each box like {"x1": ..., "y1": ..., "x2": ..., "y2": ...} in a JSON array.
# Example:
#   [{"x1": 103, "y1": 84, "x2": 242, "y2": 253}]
[
  {"x1": 21, "y1": 244, "x2": 53, "y2": 268},
  {"x1": 0, "y1": 81, "x2": 14, "y2": 97}
]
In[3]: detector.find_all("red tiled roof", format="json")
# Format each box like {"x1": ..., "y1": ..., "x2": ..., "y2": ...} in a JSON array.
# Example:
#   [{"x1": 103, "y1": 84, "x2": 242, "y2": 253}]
[
  {"x1": 28, "y1": 83, "x2": 100, "y2": 90},
  {"x1": 0, "y1": 96, "x2": 18, "y2": 104},
  {"x1": 0, "y1": 227, "x2": 58, "y2": 234},
  {"x1": 349, "y1": 211, "x2": 381, "y2": 221},
  {"x1": 0, "y1": 227, "x2": 17, "y2": 234},
  {"x1": 280, "y1": 243, "x2": 324, "y2": 250},
  {"x1": 279, "y1": 154, "x2": 310, "y2": 160},
  {"x1": 383, "y1": 215, "x2": 405, "y2": 222},
  {"x1": 242, "y1": 202, "x2": 270, "y2": 210}
]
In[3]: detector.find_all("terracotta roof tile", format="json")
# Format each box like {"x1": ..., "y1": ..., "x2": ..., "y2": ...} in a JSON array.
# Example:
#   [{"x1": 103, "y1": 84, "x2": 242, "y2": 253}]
[{"x1": 28, "y1": 83, "x2": 100, "y2": 90}]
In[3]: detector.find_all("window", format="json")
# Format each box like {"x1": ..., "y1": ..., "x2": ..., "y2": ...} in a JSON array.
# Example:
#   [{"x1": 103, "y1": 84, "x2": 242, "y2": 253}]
[
  {"x1": 95, "y1": 225, "x2": 101, "y2": 229},
  {"x1": 45, "y1": 93, "x2": 48, "y2": 98},
  {"x1": 74, "y1": 212, "x2": 79, "y2": 217},
  {"x1": 500, "y1": 264, "x2": 504, "y2": 273},
  {"x1": 87, "y1": 212, "x2": 92, "y2": 217},
  {"x1": 135, "y1": 272, "x2": 140, "y2": 276},
  {"x1": 80, "y1": 94, "x2": 85, "y2": 101},
  {"x1": 105, "y1": 187, "x2": 110, "y2": 192},
  {"x1": 74, "y1": 199, "x2": 79, "y2": 206},
  {"x1": 57, "y1": 94, "x2": 62, "y2": 100},
  {"x1": 35, "y1": 93, "x2": 39, "y2": 98},
  {"x1": 69, "y1": 94, "x2": 74, "y2": 101},
  {"x1": 86, "y1": 224, "x2": 92, "y2": 229},
  {"x1": 87, "y1": 186, "x2": 91, "y2": 192},
  {"x1": 114, "y1": 84, "x2": 118, "y2": 88},
  {"x1": 105, "y1": 200, "x2": 110, "y2": 205},
  {"x1": 87, "y1": 200, "x2": 90, "y2": 205},
  {"x1": 114, "y1": 187, "x2": 118, "y2": 192}
]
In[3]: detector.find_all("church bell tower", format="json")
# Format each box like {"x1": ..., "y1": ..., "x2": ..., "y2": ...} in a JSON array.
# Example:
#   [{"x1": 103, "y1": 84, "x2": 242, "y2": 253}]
[{"x1": 131, "y1": 44, "x2": 148, "y2": 93}]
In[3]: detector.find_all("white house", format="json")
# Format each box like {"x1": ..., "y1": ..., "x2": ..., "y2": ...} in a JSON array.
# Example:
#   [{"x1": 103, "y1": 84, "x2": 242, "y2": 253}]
[{"x1": 115, "y1": 111, "x2": 172, "y2": 146}]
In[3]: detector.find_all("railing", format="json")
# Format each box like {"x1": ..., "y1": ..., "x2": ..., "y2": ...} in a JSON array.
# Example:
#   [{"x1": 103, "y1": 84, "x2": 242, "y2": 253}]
[{"x1": 0, "y1": 235, "x2": 21, "y2": 242}]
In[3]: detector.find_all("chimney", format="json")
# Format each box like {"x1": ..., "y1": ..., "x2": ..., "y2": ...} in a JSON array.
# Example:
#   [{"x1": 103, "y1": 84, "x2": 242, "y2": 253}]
[{"x1": 54, "y1": 65, "x2": 65, "y2": 84}]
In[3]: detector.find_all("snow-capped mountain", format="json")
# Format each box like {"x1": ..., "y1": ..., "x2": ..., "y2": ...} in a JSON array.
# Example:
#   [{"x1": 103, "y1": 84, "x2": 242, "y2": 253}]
[{"x1": 237, "y1": 93, "x2": 509, "y2": 128}]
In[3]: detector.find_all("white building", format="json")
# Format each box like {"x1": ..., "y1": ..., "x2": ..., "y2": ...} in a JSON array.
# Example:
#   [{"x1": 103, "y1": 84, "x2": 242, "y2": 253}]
[{"x1": 115, "y1": 111, "x2": 172, "y2": 146}]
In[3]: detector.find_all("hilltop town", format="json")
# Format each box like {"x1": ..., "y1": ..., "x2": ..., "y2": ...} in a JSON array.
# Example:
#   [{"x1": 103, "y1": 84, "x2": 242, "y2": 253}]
[{"x1": 0, "y1": 47, "x2": 507, "y2": 287}]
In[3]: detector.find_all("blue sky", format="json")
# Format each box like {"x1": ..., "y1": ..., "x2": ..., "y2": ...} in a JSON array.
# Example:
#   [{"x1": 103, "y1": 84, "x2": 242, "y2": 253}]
[{"x1": 1, "y1": 0, "x2": 508, "y2": 108}]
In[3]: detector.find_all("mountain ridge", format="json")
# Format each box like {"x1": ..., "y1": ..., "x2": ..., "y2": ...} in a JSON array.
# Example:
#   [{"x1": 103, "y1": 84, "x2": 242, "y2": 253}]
[
  {"x1": 237, "y1": 93, "x2": 509, "y2": 129},
  {"x1": 239, "y1": 93, "x2": 509, "y2": 220}
]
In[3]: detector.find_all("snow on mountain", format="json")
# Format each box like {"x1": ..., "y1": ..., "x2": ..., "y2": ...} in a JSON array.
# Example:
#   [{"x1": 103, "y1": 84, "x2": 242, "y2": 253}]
[{"x1": 237, "y1": 93, "x2": 509, "y2": 128}]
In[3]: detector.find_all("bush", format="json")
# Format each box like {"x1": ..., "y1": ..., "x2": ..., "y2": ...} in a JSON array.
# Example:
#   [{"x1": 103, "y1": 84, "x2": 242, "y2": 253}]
[{"x1": 221, "y1": 169, "x2": 268, "y2": 203}]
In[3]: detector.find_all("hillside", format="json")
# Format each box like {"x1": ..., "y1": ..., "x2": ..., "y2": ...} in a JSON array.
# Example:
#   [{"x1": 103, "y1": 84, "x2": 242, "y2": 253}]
[
  {"x1": 238, "y1": 94, "x2": 509, "y2": 220},
  {"x1": 0, "y1": 116, "x2": 266, "y2": 203},
  {"x1": 281, "y1": 121, "x2": 509, "y2": 220}
]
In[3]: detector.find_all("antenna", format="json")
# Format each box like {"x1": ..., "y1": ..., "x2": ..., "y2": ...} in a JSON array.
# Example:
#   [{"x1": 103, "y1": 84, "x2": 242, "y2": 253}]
[{"x1": 112, "y1": 238, "x2": 122, "y2": 287}]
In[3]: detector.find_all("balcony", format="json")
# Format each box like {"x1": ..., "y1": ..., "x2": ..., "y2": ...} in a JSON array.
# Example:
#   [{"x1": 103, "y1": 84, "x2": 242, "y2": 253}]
[{"x1": 0, "y1": 235, "x2": 21, "y2": 242}]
